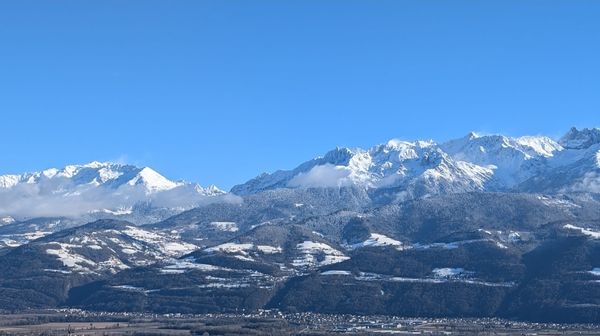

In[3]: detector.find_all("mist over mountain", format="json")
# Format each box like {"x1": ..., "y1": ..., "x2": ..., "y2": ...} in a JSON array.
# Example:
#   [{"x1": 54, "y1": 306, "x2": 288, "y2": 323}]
[{"x1": 0, "y1": 161, "x2": 235, "y2": 221}]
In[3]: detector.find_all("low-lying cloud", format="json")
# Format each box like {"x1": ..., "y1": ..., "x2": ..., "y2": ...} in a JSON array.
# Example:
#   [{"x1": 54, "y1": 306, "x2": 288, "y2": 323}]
[
  {"x1": 287, "y1": 164, "x2": 353, "y2": 188},
  {"x1": 568, "y1": 171, "x2": 600, "y2": 193},
  {"x1": 0, "y1": 177, "x2": 240, "y2": 219}
]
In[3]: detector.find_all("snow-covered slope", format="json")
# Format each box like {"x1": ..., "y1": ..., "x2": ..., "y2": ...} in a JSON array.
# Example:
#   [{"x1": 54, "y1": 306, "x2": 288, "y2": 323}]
[
  {"x1": 233, "y1": 140, "x2": 495, "y2": 198},
  {"x1": 2, "y1": 219, "x2": 199, "y2": 275},
  {"x1": 0, "y1": 162, "x2": 226, "y2": 221},
  {"x1": 560, "y1": 127, "x2": 600, "y2": 150},
  {"x1": 232, "y1": 127, "x2": 600, "y2": 197},
  {"x1": 441, "y1": 133, "x2": 562, "y2": 186},
  {"x1": 518, "y1": 128, "x2": 600, "y2": 193}
]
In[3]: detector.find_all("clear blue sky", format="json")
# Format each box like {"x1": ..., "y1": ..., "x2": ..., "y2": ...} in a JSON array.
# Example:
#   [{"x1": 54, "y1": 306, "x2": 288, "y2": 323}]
[{"x1": 1, "y1": 1, "x2": 599, "y2": 189}]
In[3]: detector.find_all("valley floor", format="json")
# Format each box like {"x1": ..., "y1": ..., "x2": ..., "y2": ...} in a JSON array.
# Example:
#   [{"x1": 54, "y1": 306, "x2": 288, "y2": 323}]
[{"x1": 0, "y1": 310, "x2": 599, "y2": 335}]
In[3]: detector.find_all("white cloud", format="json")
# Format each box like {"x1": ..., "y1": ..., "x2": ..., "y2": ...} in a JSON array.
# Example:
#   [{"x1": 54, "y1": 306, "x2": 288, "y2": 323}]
[
  {"x1": 0, "y1": 178, "x2": 239, "y2": 219},
  {"x1": 568, "y1": 171, "x2": 600, "y2": 193},
  {"x1": 287, "y1": 164, "x2": 353, "y2": 188}
]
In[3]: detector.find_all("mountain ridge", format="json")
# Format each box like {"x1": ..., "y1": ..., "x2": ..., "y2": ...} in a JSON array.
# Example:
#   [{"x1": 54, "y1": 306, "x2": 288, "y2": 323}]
[
  {"x1": 233, "y1": 127, "x2": 600, "y2": 198},
  {"x1": 0, "y1": 161, "x2": 226, "y2": 221}
]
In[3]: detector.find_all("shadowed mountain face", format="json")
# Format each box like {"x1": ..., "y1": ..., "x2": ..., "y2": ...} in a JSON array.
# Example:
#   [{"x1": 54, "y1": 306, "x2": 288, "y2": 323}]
[
  {"x1": 1, "y1": 128, "x2": 600, "y2": 322},
  {"x1": 0, "y1": 192, "x2": 599, "y2": 322}
]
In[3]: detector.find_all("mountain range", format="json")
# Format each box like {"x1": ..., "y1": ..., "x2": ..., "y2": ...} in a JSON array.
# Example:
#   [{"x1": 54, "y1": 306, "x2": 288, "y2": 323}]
[
  {"x1": 3, "y1": 127, "x2": 599, "y2": 222},
  {"x1": 233, "y1": 127, "x2": 600, "y2": 197},
  {"x1": 1, "y1": 127, "x2": 600, "y2": 322}
]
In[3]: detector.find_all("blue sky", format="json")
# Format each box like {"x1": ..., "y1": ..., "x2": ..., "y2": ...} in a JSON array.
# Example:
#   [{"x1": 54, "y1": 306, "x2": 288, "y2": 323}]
[{"x1": 1, "y1": 1, "x2": 599, "y2": 189}]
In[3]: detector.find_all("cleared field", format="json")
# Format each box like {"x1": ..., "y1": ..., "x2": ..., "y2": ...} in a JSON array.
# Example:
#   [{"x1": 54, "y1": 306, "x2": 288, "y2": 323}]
[{"x1": 0, "y1": 321, "x2": 190, "y2": 335}]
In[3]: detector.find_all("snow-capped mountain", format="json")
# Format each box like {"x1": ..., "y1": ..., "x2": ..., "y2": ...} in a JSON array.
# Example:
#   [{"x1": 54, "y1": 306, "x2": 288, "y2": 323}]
[
  {"x1": 0, "y1": 161, "x2": 219, "y2": 194},
  {"x1": 518, "y1": 128, "x2": 600, "y2": 193},
  {"x1": 4, "y1": 128, "x2": 597, "y2": 224},
  {"x1": 560, "y1": 127, "x2": 600, "y2": 149},
  {"x1": 233, "y1": 140, "x2": 494, "y2": 198},
  {"x1": 232, "y1": 127, "x2": 600, "y2": 197},
  {"x1": 440, "y1": 133, "x2": 563, "y2": 187},
  {"x1": 0, "y1": 161, "x2": 226, "y2": 221}
]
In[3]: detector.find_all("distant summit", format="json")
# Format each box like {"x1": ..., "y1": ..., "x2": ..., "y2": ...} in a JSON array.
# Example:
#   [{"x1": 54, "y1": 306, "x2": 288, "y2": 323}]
[
  {"x1": 560, "y1": 127, "x2": 600, "y2": 149},
  {"x1": 0, "y1": 161, "x2": 225, "y2": 220}
]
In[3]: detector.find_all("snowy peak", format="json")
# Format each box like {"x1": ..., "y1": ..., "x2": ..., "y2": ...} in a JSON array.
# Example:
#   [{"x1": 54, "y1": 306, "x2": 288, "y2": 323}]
[
  {"x1": 514, "y1": 136, "x2": 563, "y2": 157},
  {"x1": 560, "y1": 127, "x2": 600, "y2": 149},
  {"x1": 0, "y1": 162, "x2": 226, "y2": 220},
  {"x1": 126, "y1": 167, "x2": 182, "y2": 192},
  {"x1": 440, "y1": 133, "x2": 562, "y2": 186},
  {"x1": 321, "y1": 147, "x2": 357, "y2": 165},
  {"x1": 1, "y1": 161, "x2": 139, "y2": 190},
  {"x1": 195, "y1": 184, "x2": 226, "y2": 196},
  {"x1": 0, "y1": 161, "x2": 206, "y2": 194},
  {"x1": 442, "y1": 132, "x2": 561, "y2": 161}
]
